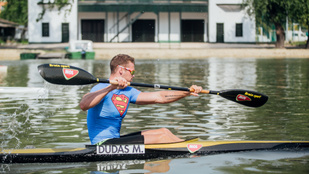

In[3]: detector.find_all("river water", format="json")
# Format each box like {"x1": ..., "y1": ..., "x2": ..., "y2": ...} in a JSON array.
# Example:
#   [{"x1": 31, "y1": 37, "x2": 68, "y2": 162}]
[{"x1": 1, "y1": 58, "x2": 309, "y2": 173}]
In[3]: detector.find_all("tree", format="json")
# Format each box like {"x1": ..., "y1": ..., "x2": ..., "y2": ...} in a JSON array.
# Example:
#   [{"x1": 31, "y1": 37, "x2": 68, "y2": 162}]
[
  {"x1": 0, "y1": 0, "x2": 27, "y2": 25},
  {"x1": 289, "y1": 0, "x2": 309, "y2": 48},
  {"x1": 243, "y1": 0, "x2": 291, "y2": 48},
  {"x1": 0, "y1": 0, "x2": 28, "y2": 40}
]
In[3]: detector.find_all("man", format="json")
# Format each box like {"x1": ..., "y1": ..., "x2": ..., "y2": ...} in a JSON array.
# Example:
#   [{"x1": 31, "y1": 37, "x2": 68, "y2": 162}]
[{"x1": 80, "y1": 54, "x2": 202, "y2": 145}]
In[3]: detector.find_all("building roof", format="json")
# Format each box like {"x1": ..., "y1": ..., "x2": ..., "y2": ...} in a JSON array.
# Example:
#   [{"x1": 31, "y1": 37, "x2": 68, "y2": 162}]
[{"x1": 0, "y1": 18, "x2": 19, "y2": 28}]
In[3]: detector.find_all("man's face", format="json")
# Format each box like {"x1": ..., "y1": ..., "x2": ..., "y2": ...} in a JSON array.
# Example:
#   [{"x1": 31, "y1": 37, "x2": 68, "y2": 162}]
[{"x1": 120, "y1": 62, "x2": 135, "y2": 82}]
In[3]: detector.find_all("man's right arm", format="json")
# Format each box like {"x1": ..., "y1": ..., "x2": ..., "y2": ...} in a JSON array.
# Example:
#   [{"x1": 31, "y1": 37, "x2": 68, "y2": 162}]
[
  {"x1": 80, "y1": 85, "x2": 116, "y2": 111},
  {"x1": 80, "y1": 77, "x2": 129, "y2": 111}
]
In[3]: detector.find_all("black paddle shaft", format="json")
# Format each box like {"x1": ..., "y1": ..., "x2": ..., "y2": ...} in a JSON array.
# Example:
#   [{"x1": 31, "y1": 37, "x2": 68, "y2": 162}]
[
  {"x1": 128, "y1": 82, "x2": 190, "y2": 91},
  {"x1": 38, "y1": 63, "x2": 268, "y2": 107}
]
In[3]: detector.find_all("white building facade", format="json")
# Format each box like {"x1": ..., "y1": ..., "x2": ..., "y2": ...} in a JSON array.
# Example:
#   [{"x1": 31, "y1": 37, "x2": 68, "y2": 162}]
[
  {"x1": 28, "y1": 0, "x2": 78, "y2": 43},
  {"x1": 208, "y1": 0, "x2": 255, "y2": 43},
  {"x1": 28, "y1": 0, "x2": 256, "y2": 43}
]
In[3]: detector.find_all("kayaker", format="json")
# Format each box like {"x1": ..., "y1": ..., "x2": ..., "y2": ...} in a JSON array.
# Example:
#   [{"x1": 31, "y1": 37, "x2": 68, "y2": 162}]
[{"x1": 80, "y1": 54, "x2": 203, "y2": 145}]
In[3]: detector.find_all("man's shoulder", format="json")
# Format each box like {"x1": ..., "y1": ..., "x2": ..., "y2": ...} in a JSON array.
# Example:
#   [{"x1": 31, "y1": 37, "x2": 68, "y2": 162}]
[
  {"x1": 125, "y1": 86, "x2": 140, "y2": 92},
  {"x1": 91, "y1": 83, "x2": 109, "y2": 92},
  {"x1": 90, "y1": 83, "x2": 139, "y2": 92}
]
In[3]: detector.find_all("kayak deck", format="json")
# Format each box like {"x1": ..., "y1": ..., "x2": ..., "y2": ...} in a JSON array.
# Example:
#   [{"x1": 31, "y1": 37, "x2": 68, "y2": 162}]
[{"x1": 2, "y1": 138, "x2": 309, "y2": 163}]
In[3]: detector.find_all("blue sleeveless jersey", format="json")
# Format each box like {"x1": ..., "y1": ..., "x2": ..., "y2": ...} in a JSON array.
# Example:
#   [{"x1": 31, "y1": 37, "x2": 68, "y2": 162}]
[{"x1": 87, "y1": 83, "x2": 141, "y2": 145}]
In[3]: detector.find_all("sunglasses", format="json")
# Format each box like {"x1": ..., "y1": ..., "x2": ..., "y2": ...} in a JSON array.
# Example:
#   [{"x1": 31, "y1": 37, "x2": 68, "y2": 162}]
[{"x1": 117, "y1": 65, "x2": 135, "y2": 75}]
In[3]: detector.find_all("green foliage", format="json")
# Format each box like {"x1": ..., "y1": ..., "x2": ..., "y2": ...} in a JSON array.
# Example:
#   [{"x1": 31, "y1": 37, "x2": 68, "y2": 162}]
[
  {"x1": 243, "y1": 0, "x2": 309, "y2": 30},
  {"x1": 243, "y1": 0, "x2": 291, "y2": 25},
  {"x1": 0, "y1": 0, "x2": 28, "y2": 26},
  {"x1": 289, "y1": 0, "x2": 309, "y2": 27},
  {"x1": 36, "y1": 0, "x2": 74, "y2": 22},
  {"x1": 289, "y1": 0, "x2": 309, "y2": 48},
  {"x1": 242, "y1": 0, "x2": 309, "y2": 48},
  {"x1": 20, "y1": 39, "x2": 28, "y2": 44}
]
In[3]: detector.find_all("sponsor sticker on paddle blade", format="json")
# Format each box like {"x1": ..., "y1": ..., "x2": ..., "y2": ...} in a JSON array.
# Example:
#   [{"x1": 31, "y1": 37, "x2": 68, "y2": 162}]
[
  {"x1": 63, "y1": 68, "x2": 79, "y2": 80},
  {"x1": 187, "y1": 144, "x2": 203, "y2": 153},
  {"x1": 236, "y1": 94, "x2": 251, "y2": 101}
]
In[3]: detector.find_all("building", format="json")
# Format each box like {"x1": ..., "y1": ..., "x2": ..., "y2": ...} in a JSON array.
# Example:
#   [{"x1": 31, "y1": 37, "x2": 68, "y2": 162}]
[
  {"x1": 28, "y1": 0, "x2": 256, "y2": 43},
  {"x1": 0, "y1": 18, "x2": 20, "y2": 41}
]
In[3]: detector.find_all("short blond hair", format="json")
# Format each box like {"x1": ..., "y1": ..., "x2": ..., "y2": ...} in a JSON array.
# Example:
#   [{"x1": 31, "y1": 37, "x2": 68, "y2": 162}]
[{"x1": 110, "y1": 54, "x2": 135, "y2": 74}]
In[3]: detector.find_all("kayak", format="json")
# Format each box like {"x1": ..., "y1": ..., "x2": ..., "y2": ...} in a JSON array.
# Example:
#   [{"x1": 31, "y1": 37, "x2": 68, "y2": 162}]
[{"x1": 1, "y1": 138, "x2": 309, "y2": 163}]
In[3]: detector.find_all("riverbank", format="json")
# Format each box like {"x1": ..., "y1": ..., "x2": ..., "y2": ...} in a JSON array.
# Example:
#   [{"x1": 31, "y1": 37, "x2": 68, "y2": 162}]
[{"x1": 1, "y1": 43, "x2": 309, "y2": 60}]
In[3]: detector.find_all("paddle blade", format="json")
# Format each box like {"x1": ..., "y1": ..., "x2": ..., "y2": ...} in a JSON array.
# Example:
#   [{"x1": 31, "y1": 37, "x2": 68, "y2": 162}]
[
  {"x1": 218, "y1": 89, "x2": 268, "y2": 107},
  {"x1": 38, "y1": 64, "x2": 98, "y2": 85}
]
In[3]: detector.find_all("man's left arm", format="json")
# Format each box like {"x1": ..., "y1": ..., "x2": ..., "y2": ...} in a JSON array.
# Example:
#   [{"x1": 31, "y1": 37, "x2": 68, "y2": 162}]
[{"x1": 135, "y1": 85, "x2": 202, "y2": 105}]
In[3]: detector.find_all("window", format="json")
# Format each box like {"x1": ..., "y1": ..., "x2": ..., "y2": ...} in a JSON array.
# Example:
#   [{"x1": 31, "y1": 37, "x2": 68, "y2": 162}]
[
  {"x1": 42, "y1": 23, "x2": 49, "y2": 37},
  {"x1": 236, "y1": 23, "x2": 243, "y2": 37}
]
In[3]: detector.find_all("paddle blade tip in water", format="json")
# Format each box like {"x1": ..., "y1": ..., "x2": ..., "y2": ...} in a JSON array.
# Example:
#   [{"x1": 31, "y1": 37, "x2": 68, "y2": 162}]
[
  {"x1": 37, "y1": 64, "x2": 64, "y2": 85},
  {"x1": 37, "y1": 64, "x2": 45, "y2": 79}
]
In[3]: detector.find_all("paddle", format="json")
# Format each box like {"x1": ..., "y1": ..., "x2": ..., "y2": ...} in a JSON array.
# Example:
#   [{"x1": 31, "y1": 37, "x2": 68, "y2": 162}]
[{"x1": 38, "y1": 63, "x2": 268, "y2": 107}]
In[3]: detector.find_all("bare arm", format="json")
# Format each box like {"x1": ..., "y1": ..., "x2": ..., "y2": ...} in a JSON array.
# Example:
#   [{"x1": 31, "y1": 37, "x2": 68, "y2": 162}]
[
  {"x1": 80, "y1": 85, "x2": 116, "y2": 111},
  {"x1": 80, "y1": 77, "x2": 129, "y2": 111},
  {"x1": 135, "y1": 85, "x2": 202, "y2": 105},
  {"x1": 135, "y1": 91, "x2": 189, "y2": 105}
]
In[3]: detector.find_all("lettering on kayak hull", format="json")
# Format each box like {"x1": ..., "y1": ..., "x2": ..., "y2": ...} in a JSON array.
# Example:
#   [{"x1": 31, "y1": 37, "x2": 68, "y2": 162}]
[{"x1": 96, "y1": 144, "x2": 145, "y2": 155}]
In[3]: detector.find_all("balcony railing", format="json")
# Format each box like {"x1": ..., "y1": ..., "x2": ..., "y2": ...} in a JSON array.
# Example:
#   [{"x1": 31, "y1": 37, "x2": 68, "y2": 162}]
[
  {"x1": 78, "y1": 0, "x2": 208, "y2": 13},
  {"x1": 78, "y1": 0, "x2": 208, "y2": 4}
]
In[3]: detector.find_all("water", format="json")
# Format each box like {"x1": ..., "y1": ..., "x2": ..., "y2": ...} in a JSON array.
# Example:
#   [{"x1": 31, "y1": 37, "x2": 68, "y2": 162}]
[{"x1": 1, "y1": 58, "x2": 309, "y2": 173}]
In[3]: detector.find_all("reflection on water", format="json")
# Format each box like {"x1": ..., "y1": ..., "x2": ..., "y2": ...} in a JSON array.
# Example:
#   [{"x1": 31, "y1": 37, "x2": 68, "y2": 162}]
[
  {"x1": 3, "y1": 151, "x2": 309, "y2": 174},
  {"x1": 1, "y1": 58, "x2": 309, "y2": 173}
]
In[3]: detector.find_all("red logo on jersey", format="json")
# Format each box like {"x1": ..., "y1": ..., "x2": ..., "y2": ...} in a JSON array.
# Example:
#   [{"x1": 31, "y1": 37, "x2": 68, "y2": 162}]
[
  {"x1": 236, "y1": 94, "x2": 251, "y2": 101},
  {"x1": 63, "y1": 68, "x2": 79, "y2": 80},
  {"x1": 187, "y1": 144, "x2": 203, "y2": 153},
  {"x1": 111, "y1": 94, "x2": 129, "y2": 116}
]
